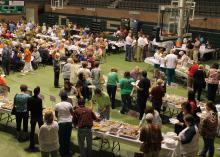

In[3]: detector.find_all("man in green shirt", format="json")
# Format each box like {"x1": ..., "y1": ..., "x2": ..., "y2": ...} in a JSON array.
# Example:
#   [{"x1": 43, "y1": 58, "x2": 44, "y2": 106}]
[
  {"x1": 92, "y1": 88, "x2": 111, "y2": 120},
  {"x1": 119, "y1": 71, "x2": 135, "y2": 114}
]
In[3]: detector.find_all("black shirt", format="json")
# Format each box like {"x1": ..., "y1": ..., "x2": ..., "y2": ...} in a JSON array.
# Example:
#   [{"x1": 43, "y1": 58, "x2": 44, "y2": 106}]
[
  {"x1": 27, "y1": 96, "x2": 43, "y2": 119},
  {"x1": 137, "y1": 77, "x2": 151, "y2": 99}
]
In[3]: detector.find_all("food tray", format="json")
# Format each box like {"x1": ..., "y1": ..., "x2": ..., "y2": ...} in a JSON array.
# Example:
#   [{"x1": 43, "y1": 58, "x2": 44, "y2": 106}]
[{"x1": 119, "y1": 133, "x2": 139, "y2": 140}]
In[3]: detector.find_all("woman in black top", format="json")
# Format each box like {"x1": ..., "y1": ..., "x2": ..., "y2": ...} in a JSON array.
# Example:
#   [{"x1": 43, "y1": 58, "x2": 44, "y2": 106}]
[{"x1": 193, "y1": 65, "x2": 206, "y2": 101}]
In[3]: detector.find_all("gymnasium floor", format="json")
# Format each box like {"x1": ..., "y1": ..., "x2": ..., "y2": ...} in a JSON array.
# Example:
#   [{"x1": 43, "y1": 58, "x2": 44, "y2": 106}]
[{"x1": 0, "y1": 53, "x2": 219, "y2": 157}]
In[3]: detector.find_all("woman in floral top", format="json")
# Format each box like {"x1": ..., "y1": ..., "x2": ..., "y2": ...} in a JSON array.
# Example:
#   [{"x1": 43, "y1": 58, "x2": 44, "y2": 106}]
[
  {"x1": 199, "y1": 101, "x2": 218, "y2": 157},
  {"x1": 207, "y1": 63, "x2": 220, "y2": 102}
]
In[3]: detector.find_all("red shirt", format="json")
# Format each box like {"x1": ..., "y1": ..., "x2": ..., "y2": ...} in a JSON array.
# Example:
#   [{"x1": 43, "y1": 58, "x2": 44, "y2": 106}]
[
  {"x1": 73, "y1": 106, "x2": 97, "y2": 128},
  {"x1": 188, "y1": 64, "x2": 199, "y2": 77}
]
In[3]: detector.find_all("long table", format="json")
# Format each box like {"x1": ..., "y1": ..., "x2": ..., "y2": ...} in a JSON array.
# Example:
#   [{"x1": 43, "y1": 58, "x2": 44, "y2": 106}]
[{"x1": 93, "y1": 130, "x2": 180, "y2": 157}]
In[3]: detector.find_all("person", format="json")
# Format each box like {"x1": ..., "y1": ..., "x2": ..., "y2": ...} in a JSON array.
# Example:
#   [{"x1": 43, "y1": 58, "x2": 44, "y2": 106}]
[
  {"x1": 207, "y1": 63, "x2": 220, "y2": 102},
  {"x1": 27, "y1": 86, "x2": 43, "y2": 151},
  {"x1": 59, "y1": 80, "x2": 78, "y2": 105},
  {"x1": 76, "y1": 72, "x2": 90, "y2": 100},
  {"x1": 119, "y1": 71, "x2": 135, "y2": 114},
  {"x1": 139, "y1": 113, "x2": 163, "y2": 157},
  {"x1": 22, "y1": 47, "x2": 33, "y2": 73},
  {"x1": 125, "y1": 32, "x2": 133, "y2": 61},
  {"x1": 92, "y1": 88, "x2": 111, "y2": 120},
  {"x1": 77, "y1": 61, "x2": 91, "y2": 81},
  {"x1": 174, "y1": 102, "x2": 192, "y2": 135},
  {"x1": 187, "y1": 90, "x2": 197, "y2": 113},
  {"x1": 193, "y1": 37, "x2": 200, "y2": 62},
  {"x1": 159, "y1": 52, "x2": 166, "y2": 73},
  {"x1": 179, "y1": 51, "x2": 189, "y2": 68},
  {"x1": 73, "y1": 99, "x2": 98, "y2": 157},
  {"x1": 199, "y1": 101, "x2": 218, "y2": 157},
  {"x1": 32, "y1": 47, "x2": 41, "y2": 70},
  {"x1": 39, "y1": 109, "x2": 59, "y2": 157},
  {"x1": 106, "y1": 67, "x2": 119, "y2": 109},
  {"x1": 136, "y1": 34, "x2": 145, "y2": 62},
  {"x1": 53, "y1": 53, "x2": 60, "y2": 88},
  {"x1": 91, "y1": 61, "x2": 101, "y2": 89},
  {"x1": 54, "y1": 92, "x2": 74, "y2": 156},
  {"x1": 135, "y1": 70, "x2": 151, "y2": 120},
  {"x1": 2, "y1": 44, "x2": 11, "y2": 75},
  {"x1": 165, "y1": 49, "x2": 178, "y2": 85},
  {"x1": 62, "y1": 58, "x2": 73, "y2": 82},
  {"x1": 139, "y1": 105, "x2": 162, "y2": 127},
  {"x1": 188, "y1": 61, "x2": 199, "y2": 89},
  {"x1": 150, "y1": 79, "x2": 165, "y2": 114},
  {"x1": 130, "y1": 66, "x2": 141, "y2": 81},
  {"x1": 154, "y1": 47, "x2": 162, "y2": 69},
  {"x1": 13, "y1": 84, "x2": 31, "y2": 141},
  {"x1": 193, "y1": 65, "x2": 206, "y2": 101},
  {"x1": 70, "y1": 58, "x2": 80, "y2": 85},
  {"x1": 177, "y1": 114, "x2": 199, "y2": 157}
]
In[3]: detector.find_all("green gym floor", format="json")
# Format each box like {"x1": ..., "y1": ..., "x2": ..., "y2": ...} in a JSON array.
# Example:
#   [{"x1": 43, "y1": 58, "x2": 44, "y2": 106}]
[{"x1": 0, "y1": 53, "x2": 220, "y2": 157}]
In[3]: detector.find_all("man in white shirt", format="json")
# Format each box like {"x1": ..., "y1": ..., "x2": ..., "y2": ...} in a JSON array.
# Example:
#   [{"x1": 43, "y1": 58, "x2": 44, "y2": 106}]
[
  {"x1": 165, "y1": 49, "x2": 178, "y2": 85},
  {"x1": 136, "y1": 34, "x2": 145, "y2": 62},
  {"x1": 125, "y1": 33, "x2": 133, "y2": 61},
  {"x1": 55, "y1": 92, "x2": 74, "y2": 156}
]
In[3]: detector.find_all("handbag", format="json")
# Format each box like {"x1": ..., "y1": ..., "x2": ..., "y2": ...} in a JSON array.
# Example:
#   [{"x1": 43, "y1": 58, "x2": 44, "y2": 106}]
[{"x1": 11, "y1": 106, "x2": 16, "y2": 115}]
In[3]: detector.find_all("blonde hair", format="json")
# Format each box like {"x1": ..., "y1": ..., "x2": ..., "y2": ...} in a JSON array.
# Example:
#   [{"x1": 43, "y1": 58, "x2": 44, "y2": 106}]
[{"x1": 44, "y1": 109, "x2": 54, "y2": 124}]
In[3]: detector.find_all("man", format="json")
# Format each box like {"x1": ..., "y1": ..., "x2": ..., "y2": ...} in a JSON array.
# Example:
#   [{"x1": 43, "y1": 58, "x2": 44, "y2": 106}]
[
  {"x1": 125, "y1": 32, "x2": 133, "y2": 61},
  {"x1": 27, "y1": 86, "x2": 43, "y2": 151},
  {"x1": 193, "y1": 37, "x2": 200, "y2": 62},
  {"x1": 2, "y1": 44, "x2": 11, "y2": 75},
  {"x1": 92, "y1": 88, "x2": 111, "y2": 120},
  {"x1": 55, "y1": 92, "x2": 74, "y2": 156},
  {"x1": 73, "y1": 99, "x2": 98, "y2": 157},
  {"x1": 139, "y1": 113, "x2": 163, "y2": 157},
  {"x1": 62, "y1": 58, "x2": 73, "y2": 82},
  {"x1": 136, "y1": 34, "x2": 145, "y2": 62},
  {"x1": 165, "y1": 49, "x2": 178, "y2": 85},
  {"x1": 188, "y1": 61, "x2": 199, "y2": 89},
  {"x1": 135, "y1": 71, "x2": 151, "y2": 120}
]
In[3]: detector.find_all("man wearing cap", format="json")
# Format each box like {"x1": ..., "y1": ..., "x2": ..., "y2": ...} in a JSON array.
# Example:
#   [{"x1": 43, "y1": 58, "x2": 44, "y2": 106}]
[{"x1": 139, "y1": 113, "x2": 163, "y2": 157}]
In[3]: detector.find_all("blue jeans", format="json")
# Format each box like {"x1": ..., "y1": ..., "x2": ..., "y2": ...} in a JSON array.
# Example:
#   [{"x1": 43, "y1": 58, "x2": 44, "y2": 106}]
[
  {"x1": 166, "y1": 68, "x2": 175, "y2": 85},
  {"x1": 78, "y1": 128, "x2": 92, "y2": 157},
  {"x1": 125, "y1": 45, "x2": 132, "y2": 61},
  {"x1": 200, "y1": 137, "x2": 215, "y2": 157},
  {"x1": 121, "y1": 94, "x2": 132, "y2": 113}
]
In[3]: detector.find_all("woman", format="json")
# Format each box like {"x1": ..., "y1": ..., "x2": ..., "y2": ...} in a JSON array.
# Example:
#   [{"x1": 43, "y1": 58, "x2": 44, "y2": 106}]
[
  {"x1": 76, "y1": 72, "x2": 90, "y2": 100},
  {"x1": 178, "y1": 114, "x2": 199, "y2": 157},
  {"x1": 187, "y1": 90, "x2": 197, "y2": 113},
  {"x1": 70, "y1": 58, "x2": 80, "y2": 85},
  {"x1": 106, "y1": 67, "x2": 119, "y2": 109},
  {"x1": 59, "y1": 80, "x2": 77, "y2": 105},
  {"x1": 130, "y1": 66, "x2": 141, "y2": 81},
  {"x1": 119, "y1": 71, "x2": 135, "y2": 114},
  {"x1": 139, "y1": 105, "x2": 162, "y2": 127},
  {"x1": 13, "y1": 84, "x2": 31, "y2": 141},
  {"x1": 62, "y1": 58, "x2": 73, "y2": 82},
  {"x1": 193, "y1": 65, "x2": 206, "y2": 101},
  {"x1": 39, "y1": 109, "x2": 59, "y2": 157},
  {"x1": 91, "y1": 61, "x2": 101, "y2": 89},
  {"x1": 55, "y1": 92, "x2": 74, "y2": 156},
  {"x1": 199, "y1": 101, "x2": 218, "y2": 157},
  {"x1": 139, "y1": 113, "x2": 163, "y2": 157},
  {"x1": 207, "y1": 63, "x2": 220, "y2": 102},
  {"x1": 150, "y1": 79, "x2": 165, "y2": 113},
  {"x1": 174, "y1": 102, "x2": 192, "y2": 135},
  {"x1": 53, "y1": 53, "x2": 60, "y2": 88}
]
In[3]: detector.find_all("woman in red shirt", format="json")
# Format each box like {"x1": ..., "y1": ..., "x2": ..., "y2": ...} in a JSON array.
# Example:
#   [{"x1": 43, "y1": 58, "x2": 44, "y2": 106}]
[
  {"x1": 188, "y1": 61, "x2": 199, "y2": 88},
  {"x1": 187, "y1": 90, "x2": 197, "y2": 113}
]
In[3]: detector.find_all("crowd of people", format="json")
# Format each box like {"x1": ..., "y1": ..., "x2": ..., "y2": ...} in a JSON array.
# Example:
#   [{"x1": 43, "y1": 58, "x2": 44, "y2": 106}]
[{"x1": 0, "y1": 19, "x2": 219, "y2": 157}]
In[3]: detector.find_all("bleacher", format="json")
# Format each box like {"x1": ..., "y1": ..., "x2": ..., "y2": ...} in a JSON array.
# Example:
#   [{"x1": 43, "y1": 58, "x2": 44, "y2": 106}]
[
  {"x1": 68, "y1": 0, "x2": 115, "y2": 8},
  {"x1": 117, "y1": 0, "x2": 170, "y2": 12},
  {"x1": 195, "y1": 0, "x2": 220, "y2": 17}
]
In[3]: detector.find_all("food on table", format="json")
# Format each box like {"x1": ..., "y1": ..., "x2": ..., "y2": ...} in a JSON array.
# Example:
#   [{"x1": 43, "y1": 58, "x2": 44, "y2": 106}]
[
  {"x1": 92, "y1": 122, "x2": 102, "y2": 130},
  {"x1": 163, "y1": 94, "x2": 187, "y2": 106},
  {"x1": 163, "y1": 138, "x2": 176, "y2": 148},
  {"x1": 1, "y1": 103, "x2": 13, "y2": 110},
  {"x1": 119, "y1": 124, "x2": 139, "y2": 139},
  {"x1": 109, "y1": 127, "x2": 119, "y2": 135}
]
